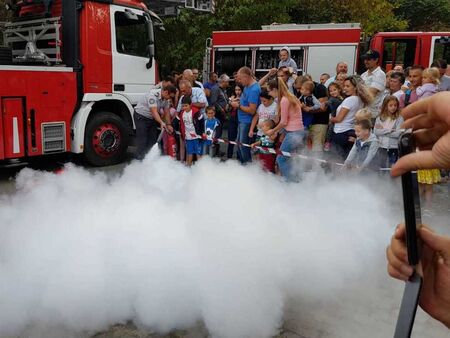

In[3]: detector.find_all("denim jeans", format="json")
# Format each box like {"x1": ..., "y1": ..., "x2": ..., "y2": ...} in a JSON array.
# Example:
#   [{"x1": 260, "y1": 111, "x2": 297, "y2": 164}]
[
  {"x1": 237, "y1": 122, "x2": 252, "y2": 163},
  {"x1": 277, "y1": 129, "x2": 306, "y2": 181},
  {"x1": 227, "y1": 116, "x2": 239, "y2": 159}
]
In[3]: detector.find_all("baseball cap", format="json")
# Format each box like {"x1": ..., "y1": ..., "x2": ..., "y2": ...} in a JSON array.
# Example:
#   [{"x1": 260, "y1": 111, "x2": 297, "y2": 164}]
[{"x1": 363, "y1": 49, "x2": 380, "y2": 60}]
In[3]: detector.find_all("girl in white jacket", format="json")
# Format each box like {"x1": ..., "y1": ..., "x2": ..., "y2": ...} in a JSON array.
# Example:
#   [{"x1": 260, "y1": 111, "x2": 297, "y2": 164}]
[{"x1": 374, "y1": 95, "x2": 403, "y2": 168}]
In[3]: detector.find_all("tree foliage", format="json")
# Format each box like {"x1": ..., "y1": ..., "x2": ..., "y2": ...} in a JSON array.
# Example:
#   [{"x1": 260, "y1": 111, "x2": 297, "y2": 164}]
[
  {"x1": 392, "y1": 0, "x2": 450, "y2": 31},
  {"x1": 155, "y1": 0, "x2": 410, "y2": 75},
  {"x1": 0, "y1": 0, "x2": 448, "y2": 75}
]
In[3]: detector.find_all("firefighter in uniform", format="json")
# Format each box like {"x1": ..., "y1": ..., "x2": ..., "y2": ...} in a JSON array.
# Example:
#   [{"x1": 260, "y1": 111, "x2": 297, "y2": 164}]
[{"x1": 134, "y1": 85, "x2": 177, "y2": 160}]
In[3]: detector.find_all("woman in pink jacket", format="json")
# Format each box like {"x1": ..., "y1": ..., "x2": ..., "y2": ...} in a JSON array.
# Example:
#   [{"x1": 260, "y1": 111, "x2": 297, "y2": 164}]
[{"x1": 267, "y1": 78, "x2": 306, "y2": 181}]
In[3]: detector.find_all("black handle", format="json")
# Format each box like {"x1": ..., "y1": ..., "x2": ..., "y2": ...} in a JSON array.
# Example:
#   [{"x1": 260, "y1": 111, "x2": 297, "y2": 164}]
[{"x1": 114, "y1": 84, "x2": 125, "y2": 91}]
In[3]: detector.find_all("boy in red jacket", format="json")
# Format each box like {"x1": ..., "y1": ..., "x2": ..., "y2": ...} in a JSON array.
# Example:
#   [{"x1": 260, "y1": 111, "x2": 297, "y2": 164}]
[{"x1": 176, "y1": 96, "x2": 204, "y2": 166}]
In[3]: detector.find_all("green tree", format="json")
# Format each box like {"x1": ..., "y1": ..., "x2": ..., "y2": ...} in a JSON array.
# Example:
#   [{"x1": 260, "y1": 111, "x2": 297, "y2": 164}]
[
  {"x1": 155, "y1": 0, "x2": 298, "y2": 75},
  {"x1": 392, "y1": 0, "x2": 450, "y2": 31},
  {"x1": 155, "y1": 0, "x2": 409, "y2": 74},
  {"x1": 288, "y1": 0, "x2": 407, "y2": 35}
]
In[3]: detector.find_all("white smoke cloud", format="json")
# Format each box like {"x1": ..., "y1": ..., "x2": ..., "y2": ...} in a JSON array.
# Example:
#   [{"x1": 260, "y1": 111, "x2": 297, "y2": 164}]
[{"x1": 0, "y1": 150, "x2": 446, "y2": 337}]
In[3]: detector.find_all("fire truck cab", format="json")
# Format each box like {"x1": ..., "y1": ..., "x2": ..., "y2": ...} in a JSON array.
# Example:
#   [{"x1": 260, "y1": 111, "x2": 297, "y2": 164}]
[
  {"x1": 370, "y1": 31, "x2": 450, "y2": 71},
  {"x1": 0, "y1": 0, "x2": 161, "y2": 166}
]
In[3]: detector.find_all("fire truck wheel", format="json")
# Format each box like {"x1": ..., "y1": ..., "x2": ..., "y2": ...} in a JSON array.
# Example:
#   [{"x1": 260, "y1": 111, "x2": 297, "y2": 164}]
[{"x1": 84, "y1": 112, "x2": 129, "y2": 167}]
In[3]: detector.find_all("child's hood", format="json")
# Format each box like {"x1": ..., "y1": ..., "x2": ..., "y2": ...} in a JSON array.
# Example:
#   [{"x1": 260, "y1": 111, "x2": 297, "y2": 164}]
[{"x1": 281, "y1": 46, "x2": 291, "y2": 58}]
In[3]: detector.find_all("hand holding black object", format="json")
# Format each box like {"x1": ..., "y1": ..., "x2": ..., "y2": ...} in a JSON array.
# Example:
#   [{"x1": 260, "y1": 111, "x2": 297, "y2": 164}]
[{"x1": 387, "y1": 224, "x2": 450, "y2": 329}]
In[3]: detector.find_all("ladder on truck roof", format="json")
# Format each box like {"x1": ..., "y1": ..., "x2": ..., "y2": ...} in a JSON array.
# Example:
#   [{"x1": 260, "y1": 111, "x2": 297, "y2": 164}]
[
  {"x1": 261, "y1": 23, "x2": 361, "y2": 31},
  {"x1": 3, "y1": 16, "x2": 62, "y2": 65}
]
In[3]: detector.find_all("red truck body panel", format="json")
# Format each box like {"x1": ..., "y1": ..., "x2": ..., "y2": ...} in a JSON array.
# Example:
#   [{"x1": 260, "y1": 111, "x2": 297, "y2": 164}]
[
  {"x1": 0, "y1": 69, "x2": 77, "y2": 160},
  {"x1": 212, "y1": 28, "x2": 362, "y2": 46},
  {"x1": 80, "y1": 2, "x2": 113, "y2": 94}
]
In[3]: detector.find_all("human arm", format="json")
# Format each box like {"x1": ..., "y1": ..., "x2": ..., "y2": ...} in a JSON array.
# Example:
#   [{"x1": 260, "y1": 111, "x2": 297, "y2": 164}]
[
  {"x1": 330, "y1": 107, "x2": 349, "y2": 123},
  {"x1": 162, "y1": 104, "x2": 174, "y2": 133},
  {"x1": 368, "y1": 71, "x2": 385, "y2": 97},
  {"x1": 238, "y1": 102, "x2": 258, "y2": 115},
  {"x1": 249, "y1": 112, "x2": 259, "y2": 138},
  {"x1": 311, "y1": 95, "x2": 322, "y2": 111},
  {"x1": 387, "y1": 116, "x2": 405, "y2": 139},
  {"x1": 373, "y1": 117, "x2": 391, "y2": 136},
  {"x1": 330, "y1": 97, "x2": 356, "y2": 123},
  {"x1": 267, "y1": 98, "x2": 291, "y2": 135},
  {"x1": 233, "y1": 86, "x2": 260, "y2": 116},
  {"x1": 150, "y1": 107, "x2": 167, "y2": 129},
  {"x1": 258, "y1": 68, "x2": 277, "y2": 86},
  {"x1": 391, "y1": 92, "x2": 450, "y2": 176},
  {"x1": 192, "y1": 88, "x2": 208, "y2": 110},
  {"x1": 250, "y1": 140, "x2": 262, "y2": 148},
  {"x1": 415, "y1": 86, "x2": 424, "y2": 97},
  {"x1": 386, "y1": 224, "x2": 450, "y2": 329}
]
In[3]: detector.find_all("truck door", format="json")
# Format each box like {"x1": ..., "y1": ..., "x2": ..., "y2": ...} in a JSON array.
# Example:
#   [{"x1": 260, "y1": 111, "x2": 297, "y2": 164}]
[
  {"x1": 380, "y1": 38, "x2": 417, "y2": 71},
  {"x1": 1, "y1": 98, "x2": 25, "y2": 160},
  {"x1": 429, "y1": 36, "x2": 450, "y2": 65},
  {"x1": 110, "y1": 5, "x2": 155, "y2": 105}
]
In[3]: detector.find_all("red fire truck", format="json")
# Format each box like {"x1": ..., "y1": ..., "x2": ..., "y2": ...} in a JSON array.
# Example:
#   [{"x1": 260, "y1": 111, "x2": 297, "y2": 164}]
[
  {"x1": 205, "y1": 23, "x2": 450, "y2": 82},
  {"x1": 0, "y1": 0, "x2": 161, "y2": 166}
]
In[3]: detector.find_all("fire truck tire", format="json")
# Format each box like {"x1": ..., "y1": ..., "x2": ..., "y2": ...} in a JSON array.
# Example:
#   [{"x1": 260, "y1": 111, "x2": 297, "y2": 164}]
[{"x1": 83, "y1": 112, "x2": 129, "y2": 167}]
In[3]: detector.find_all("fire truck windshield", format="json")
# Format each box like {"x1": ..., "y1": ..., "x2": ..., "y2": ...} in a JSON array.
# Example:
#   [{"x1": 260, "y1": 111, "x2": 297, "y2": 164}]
[{"x1": 114, "y1": 11, "x2": 149, "y2": 58}]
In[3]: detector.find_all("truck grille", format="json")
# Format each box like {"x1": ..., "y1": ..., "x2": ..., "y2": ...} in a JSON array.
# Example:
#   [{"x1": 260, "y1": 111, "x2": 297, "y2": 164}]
[{"x1": 42, "y1": 122, "x2": 65, "y2": 153}]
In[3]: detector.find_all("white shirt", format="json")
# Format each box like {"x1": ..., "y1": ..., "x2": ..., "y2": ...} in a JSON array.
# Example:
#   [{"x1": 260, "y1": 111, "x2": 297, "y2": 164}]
[
  {"x1": 361, "y1": 66, "x2": 386, "y2": 118},
  {"x1": 392, "y1": 89, "x2": 404, "y2": 100},
  {"x1": 334, "y1": 96, "x2": 363, "y2": 133},
  {"x1": 324, "y1": 76, "x2": 336, "y2": 88},
  {"x1": 135, "y1": 89, "x2": 169, "y2": 119},
  {"x1": 439, "y1": 75, "x2": 450, "y2": 91},
  {"x1": 177, "y1": 87, "x2": 208, "y2": 115},
  {"x1": 256, "y1": 101, "x2": 277, "y2": 136},
  {"x1": 182, "y1": 110, "x2": 197, "y2": 140},
  {"x1": 195, "y1": 81, "x2": 204, "y2": 90}
]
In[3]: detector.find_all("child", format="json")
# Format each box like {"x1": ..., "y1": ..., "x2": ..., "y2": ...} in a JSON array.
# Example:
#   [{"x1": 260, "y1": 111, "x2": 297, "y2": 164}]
[
  {"x1": 176, "y1": 96, "x2": 204, "y2": 166},
  {"x1": 354, "y1": 108, "x2": 372, "y2": 123},
  {"x1": 249, "y1": 90, "x2": 277, "y2": 139},
  {"x1": 203, "y1": 106, "x2": 220, "y2": 156},
  {"x1": 323, "y1": 82, "x2": 344, "y2": 151},
  {"x1": 346, "y1": 108, "x2": 372, "y2": 144},
  {"x1": 278, "y1": 46, "x2": 298, "y2": 73},
  {"x1": 374, "y1": 95, "x2": 403, "y2": 168},
  {"x1": 298, "y1": 80, "x2": 321, "y2": 129},
  {"x1": 416, "y1": 68, "x2": 441, "y2": 210},
  {"x1": 416, "y1": 67, "x2": 440, "y2": 100},
  {"x1": 344, "y1": 119, "x2": 379, "y2": 172},
  {"x1": 251, "y1": 119, "x2": 276, "y2": 173}
]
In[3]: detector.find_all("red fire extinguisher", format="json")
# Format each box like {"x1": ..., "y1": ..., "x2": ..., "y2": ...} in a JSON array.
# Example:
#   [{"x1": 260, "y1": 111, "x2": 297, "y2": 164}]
[{"x1": 164, "y1": 132, "x2": 177, "y2": 158}]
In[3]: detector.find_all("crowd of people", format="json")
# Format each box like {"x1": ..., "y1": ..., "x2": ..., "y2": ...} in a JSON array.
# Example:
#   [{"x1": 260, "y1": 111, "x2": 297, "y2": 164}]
[
  {"x1": 135, "y1": 49, "x2": 450, "y2": 188},
  {"x1": 133, "y1": 50, "x2": 450, "y2": 331}
]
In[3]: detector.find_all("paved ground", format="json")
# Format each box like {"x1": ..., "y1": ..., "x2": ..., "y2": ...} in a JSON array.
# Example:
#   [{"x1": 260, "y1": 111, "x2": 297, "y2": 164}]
[{"x1": 1, "y1": 152, "x2": 449, "y2": 338}]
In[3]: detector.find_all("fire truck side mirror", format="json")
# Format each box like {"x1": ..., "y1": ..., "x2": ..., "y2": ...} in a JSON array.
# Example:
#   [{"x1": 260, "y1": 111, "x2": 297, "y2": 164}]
[
  {"x1": 146, "y1": 44, "x2": 154, "y2": 69},
  {"x1": 145, "y1": 12, "x2": 155, "y2": 70}
]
